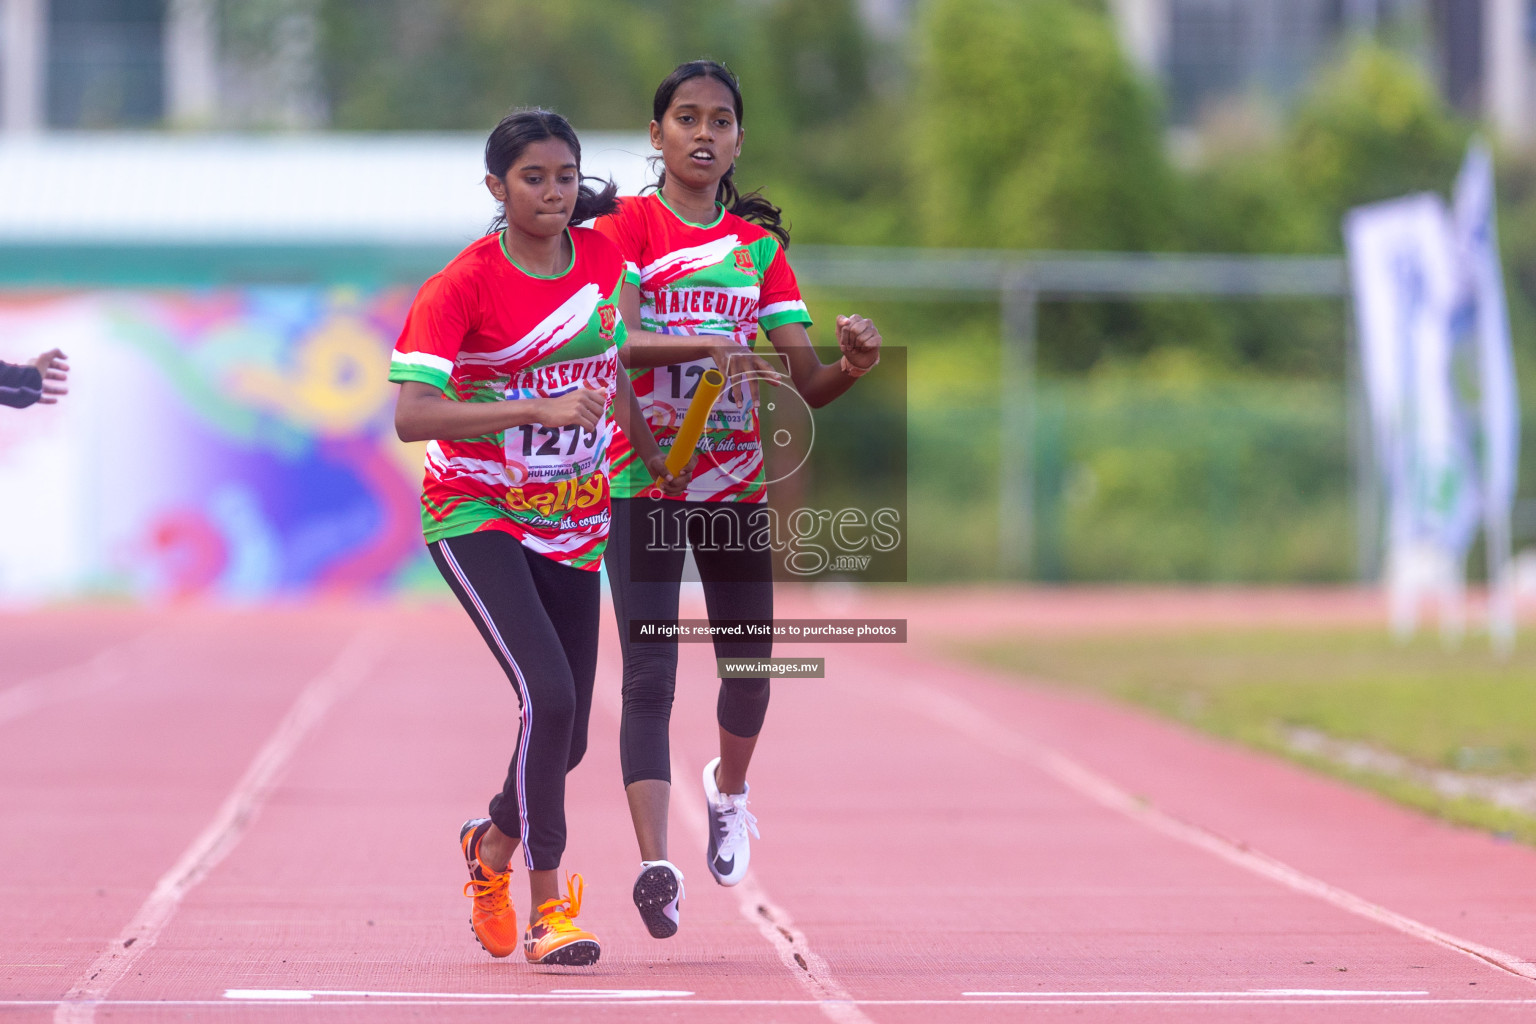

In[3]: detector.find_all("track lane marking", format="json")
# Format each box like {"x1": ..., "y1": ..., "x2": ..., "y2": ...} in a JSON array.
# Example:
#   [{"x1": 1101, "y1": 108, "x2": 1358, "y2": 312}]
[
  {"x1": 905, "y1": 681, "x2": 1536, "y2": 985},
  {"x1": 0, "y1": 635, "x2": 146, "y2": 727},
  {"x1": 964, "y1": 989, "x2": 1431, "y2": 997},
  {"x1": 591, "y1": 667, "x2": 873, "y2": 1024},
  {"x1": 669, "y1": 753, "x2": 872, "y2": 1024},
  {"x1": 11, "y1": 996, "x2": 1536, "y2": 1008},
  {"x1": 52, "y1": 626, "x2": 388, "y2": 1024},
  {"x1": 223, "y1": 988, "x2": 694, "y2": 1001}
]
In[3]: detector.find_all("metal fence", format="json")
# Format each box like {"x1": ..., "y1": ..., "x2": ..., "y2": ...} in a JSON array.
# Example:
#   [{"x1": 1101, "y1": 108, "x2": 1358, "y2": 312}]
[{"x1": 788, "y1": 246, "x2": 1358, "y2": 581}]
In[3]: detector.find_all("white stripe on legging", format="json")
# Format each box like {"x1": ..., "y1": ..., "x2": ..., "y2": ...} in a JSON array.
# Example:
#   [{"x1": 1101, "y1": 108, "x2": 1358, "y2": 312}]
[{"x1": 438, "y1": 538, "x2": 536, "y2": 870}]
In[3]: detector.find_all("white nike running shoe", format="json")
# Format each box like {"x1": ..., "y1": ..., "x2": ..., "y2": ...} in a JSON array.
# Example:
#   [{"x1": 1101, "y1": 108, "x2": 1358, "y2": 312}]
[
  {"x1": 702, "y1": 756, "x2": 759, "y2": 886},
  {"x1": 632, "y1": 859, "x2": 685, "y2": 938}
]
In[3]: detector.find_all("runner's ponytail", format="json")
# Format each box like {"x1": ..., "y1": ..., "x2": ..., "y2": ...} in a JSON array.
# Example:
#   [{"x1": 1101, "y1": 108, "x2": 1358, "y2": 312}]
[{"x1": 570, "y1": 178, "x2": 620, "y2": 226}]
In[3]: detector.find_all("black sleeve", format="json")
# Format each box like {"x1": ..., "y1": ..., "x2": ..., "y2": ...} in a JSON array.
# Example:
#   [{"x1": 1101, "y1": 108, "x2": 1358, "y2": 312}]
[{"x1": 0, "y1": 360, "x2": 42, "y2": 409}]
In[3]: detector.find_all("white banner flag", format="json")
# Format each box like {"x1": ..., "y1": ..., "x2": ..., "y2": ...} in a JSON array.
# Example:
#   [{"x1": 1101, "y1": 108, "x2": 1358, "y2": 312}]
[
  {"x1": 1453, "y1": 141, "x2": 1521, "y2": 651},
  {"x1": 1346, "y1": 193, "x2": 1477, "y2": 638}
]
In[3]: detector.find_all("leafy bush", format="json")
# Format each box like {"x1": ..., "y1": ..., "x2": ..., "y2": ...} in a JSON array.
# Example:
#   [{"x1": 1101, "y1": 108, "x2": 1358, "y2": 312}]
[{"x1": 908, "y1": 0, "x2": 1176, "y2": 250}]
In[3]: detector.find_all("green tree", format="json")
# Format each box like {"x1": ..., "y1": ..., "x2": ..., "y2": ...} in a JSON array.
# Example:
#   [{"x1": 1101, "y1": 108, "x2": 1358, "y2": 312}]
[
  {"x1": 1286, "y1": 42, "x2": 1469, "y2": 237},
  {"x1": 315, "y1": 0, "x2": 877, "y2": 138},
  {"x1": 315, "y1": 0, "x2": 894, "y2": 238},
  {"x1": 727, "y1": 0, "x2": 903, "y2": 244},
  {"x1": 906, "y1": 0, "x2": 1218, "y2": 373},
  {"x1": 1179, "y1": 43, "x2": 1470, "y2": 376},
  {"x1": 908, "y1": 0, "x2": 1176, "y2": 250},
  {"x1": 318, "y1": 0, "x2": 685, "y2": 131},
  {"x1": 744, "y1": 0, "x2": 870, "y2": 134}
]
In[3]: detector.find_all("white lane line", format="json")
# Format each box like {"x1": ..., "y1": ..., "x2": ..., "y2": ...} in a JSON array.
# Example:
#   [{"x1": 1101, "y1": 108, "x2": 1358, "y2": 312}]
[
  {"x1": 906, "y1": 681, "x2": 1536, "y2": 985},
  {"x1": 964, "y1": 989, "x2": 1431, "y2": 997},
  {"x1": 670, "y1": 755, "x2": 873, "y2": 1024},
  {"x1": 1247, "y1": 989, "x2": 1428, "y2": 996},
  {"x1": 591, "y1": 672, "x2": 872, "y2": 1024},
  {"x1": 8, "y1": 996, "x2": 1536, "y2": 1008},
  {"x1": 0, "y1": 638, "x2": 142, "y2": 727},
  {"x1": 224, "y1": 988, "x2": 694, "y2": 1001},
  {"x1": 53, "y1": 626, "x2": 388, "y2": 1024}
]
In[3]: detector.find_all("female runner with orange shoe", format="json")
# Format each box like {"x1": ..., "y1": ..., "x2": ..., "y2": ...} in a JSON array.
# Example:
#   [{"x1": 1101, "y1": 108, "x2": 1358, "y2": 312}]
[
  {"x1": 596, "y1": 60, "x2": 883, "y2": 939},
  {"x1": 391, "y1": 110, "x2": 688, "y2": 966}
]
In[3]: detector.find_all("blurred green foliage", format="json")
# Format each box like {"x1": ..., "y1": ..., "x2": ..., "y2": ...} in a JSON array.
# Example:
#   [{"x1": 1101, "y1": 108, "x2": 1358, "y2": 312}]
[
  {"x1": 318, "y1": 0, "x2": 662, "y2": 130},
  {"x1": 1288, "y1": 46, "x2": 1471, "y2": 230},
  {"x1": 909, "y1": 0, "x2": 1176, "y2": 251},
  {"x1": 1036, "y1": 364, "x2": 1354, "y2": 583},
  {"x1": 909, "y1": 370, "x2": 1356, "y2": 583},
  {"x1": 314, "y1": 1, "x2": 1519, "y2": 374},
  {"x1": 316, "y1": 1, "x2": 1536, "y2": 580}
]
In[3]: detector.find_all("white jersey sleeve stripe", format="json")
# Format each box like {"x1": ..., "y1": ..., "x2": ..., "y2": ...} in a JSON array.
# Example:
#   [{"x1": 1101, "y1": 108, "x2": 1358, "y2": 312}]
[
  {"x1": 759, "y1": 300, "x2": 808, "y2": 318},
  {"x1": 391, "y1": 350, "x2": 455, "y2": 375}
]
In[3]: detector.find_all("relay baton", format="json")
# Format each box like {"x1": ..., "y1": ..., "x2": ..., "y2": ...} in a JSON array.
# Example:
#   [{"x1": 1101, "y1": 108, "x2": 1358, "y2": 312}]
[{"x1": 662, "y1": 367, "x2": 726, "y2": 478}]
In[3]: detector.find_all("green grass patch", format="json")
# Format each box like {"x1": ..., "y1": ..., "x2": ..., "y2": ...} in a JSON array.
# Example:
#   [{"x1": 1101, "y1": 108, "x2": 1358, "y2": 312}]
[{"x1": 959, "y1": 627, "x2": 1536, "y2": 843}]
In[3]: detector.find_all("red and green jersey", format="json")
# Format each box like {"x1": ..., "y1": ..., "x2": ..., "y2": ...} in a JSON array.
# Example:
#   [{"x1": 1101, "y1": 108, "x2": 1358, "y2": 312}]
[
  {"x1": 593, "y1": 193, "x2": 812, "y2": 503},
  {"x1": 388, "y1": 227, "x2": 627, "y2": 570}
]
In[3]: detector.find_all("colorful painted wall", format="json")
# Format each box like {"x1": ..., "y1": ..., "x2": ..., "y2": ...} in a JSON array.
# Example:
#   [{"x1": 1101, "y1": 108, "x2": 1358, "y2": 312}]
[{"x1": 0, "y1": 288, "x2": 436, "y2": 602}]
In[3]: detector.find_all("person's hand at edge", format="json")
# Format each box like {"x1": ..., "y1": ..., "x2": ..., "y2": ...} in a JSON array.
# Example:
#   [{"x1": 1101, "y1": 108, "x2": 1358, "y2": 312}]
[{"x1": 31, "y1": 348, "x2": 68, "y2": 404}]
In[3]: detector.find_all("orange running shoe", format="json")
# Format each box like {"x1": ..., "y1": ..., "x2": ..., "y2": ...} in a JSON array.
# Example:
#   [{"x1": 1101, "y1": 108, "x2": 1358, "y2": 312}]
[
  {"x1": 460, "y1": 818, "x2": 518, "y2": 958},
  {"x1": 523, "y1": 873, "x2": 601, "y2": 966}
]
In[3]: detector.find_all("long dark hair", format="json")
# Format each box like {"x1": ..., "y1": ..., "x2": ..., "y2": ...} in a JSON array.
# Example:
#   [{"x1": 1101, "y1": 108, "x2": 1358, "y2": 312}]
[
  {"x1": 485, "y1": 109, "x2": 620, "y2": 233},
  {"x1": 651, "y1": 60, "x2": 789, "y2": 246}
]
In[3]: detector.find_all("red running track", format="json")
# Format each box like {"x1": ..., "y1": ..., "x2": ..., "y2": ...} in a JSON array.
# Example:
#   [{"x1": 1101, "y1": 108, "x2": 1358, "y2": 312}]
[{"x1": 3, "y1": 593, "x2": 1536, "y2": 1022}]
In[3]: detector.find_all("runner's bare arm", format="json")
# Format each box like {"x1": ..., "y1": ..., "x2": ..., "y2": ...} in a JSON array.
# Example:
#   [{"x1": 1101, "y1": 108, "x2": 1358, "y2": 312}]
[
  {"x1": 393, "y1": 380, "x2": 603, "y2": 443},
  {"x1": 615, "y1": 372, "x2": 692, "y2": 496},
  {"x1": 766, "y1": 314, "x2": 882, "y2": 408},
  {"x1": 615, "y1": 283, "x2": 782, "y2": 383}
]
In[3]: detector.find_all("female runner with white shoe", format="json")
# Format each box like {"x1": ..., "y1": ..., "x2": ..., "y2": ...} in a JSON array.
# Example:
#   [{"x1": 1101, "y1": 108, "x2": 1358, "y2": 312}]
[
  {"x1": 391, "y1": 109, "x2": 688, "y2": 966},
  {"x1": 596, "y1": 60, "x2": 883, "y2": 939}
]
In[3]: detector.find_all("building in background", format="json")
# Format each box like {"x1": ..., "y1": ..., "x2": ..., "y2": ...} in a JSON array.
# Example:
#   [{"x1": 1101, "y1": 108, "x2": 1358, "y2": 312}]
[
  {"x1": 1110, "y1": 0, "x2": 1536, "y2": 144},
  {"x1": 1, "y1": 1, "x2": 1525, "y2": 140},
  {"x1": 1, "y1": 0, "x2": 323, "y2": 132}
]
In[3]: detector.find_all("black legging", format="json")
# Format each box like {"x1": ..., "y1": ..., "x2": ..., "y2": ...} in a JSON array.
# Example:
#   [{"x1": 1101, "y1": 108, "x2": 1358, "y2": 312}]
[
  {"x1": 430, "y1": 530, "x2": 598, "y2": 871},
  {"x1": 606, "y1": 497, "x2": 773, "y2": 787}
]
